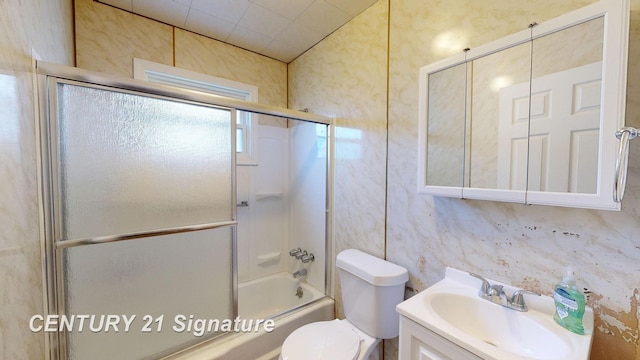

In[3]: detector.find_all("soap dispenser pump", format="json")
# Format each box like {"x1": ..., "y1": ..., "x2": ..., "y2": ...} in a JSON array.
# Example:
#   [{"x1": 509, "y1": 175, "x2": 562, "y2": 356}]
[{"x1": 553, "y1": 267, "x2": 586, "y2": 334}]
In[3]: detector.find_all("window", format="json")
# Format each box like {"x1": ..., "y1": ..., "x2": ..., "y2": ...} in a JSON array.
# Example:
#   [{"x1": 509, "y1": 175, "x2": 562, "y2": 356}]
[{"x1": 133, "y1": 58, "x2": 259, "y2": 165}]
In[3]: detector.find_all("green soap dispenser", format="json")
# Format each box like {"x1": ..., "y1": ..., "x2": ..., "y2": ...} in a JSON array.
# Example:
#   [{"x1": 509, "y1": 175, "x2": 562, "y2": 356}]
[{"x1": 553, "y1": 267, "x2": 586, "y2": 334}]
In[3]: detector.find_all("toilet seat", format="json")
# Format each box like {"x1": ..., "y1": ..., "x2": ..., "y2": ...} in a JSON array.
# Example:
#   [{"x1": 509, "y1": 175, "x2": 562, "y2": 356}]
[{"x1": 280, "y1": 319, "x2": 361, "y2": 360}]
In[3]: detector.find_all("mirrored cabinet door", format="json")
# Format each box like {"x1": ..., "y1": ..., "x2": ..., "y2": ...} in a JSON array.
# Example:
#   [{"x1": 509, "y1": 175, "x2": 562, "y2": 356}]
[
  {"x1": 425, "y1": 63, "x2": 468, "y2": 189},
  {"x1": 466, "y1": 42, "x2": 532, "y2": 202},
  {"x1": 528, "y1": 16, "x2": 604, "y2": 194},
  {"x1": 525, "y1": 0, "x2": 628, "y2": 210},
  {"x1": 418, "y1": 52, "x2": 469, "y2": 197}
]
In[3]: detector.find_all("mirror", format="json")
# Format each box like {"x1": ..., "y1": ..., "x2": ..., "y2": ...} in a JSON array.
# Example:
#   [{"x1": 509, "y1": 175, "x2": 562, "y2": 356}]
[
  {"x1": 527, "y1": 17, "x2": 604, "y2": 194},
  {"x1": 471, "y1": 42, "x2": 532, "y2": 193},
  {"x1": 425, "y1": 63, "x2": 467, "y2": 189},
  {"x1": 418, "y1": 0, "x2": 629, "y2": 210}
]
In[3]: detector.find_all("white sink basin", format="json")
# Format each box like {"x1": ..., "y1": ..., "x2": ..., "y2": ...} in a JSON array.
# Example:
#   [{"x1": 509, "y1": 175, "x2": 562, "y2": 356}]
[
  {"x1": 396, "y1": 268, "x2": 593, "y2": 360},
  {"x1": 428, "y1": 291, "x2": 571, "y2": 358}
]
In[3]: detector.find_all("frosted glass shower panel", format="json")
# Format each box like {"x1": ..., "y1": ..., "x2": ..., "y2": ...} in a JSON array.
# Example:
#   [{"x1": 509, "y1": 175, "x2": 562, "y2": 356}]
[
  {"x1": 63, "y1": 227, "x2": 233, "y2": 360},
  {"x1": 289, "y1": 120, "x2": 328, "y2": 292},
  {"x1": 56, "y1": 83, "x2": 233, "y2": 240}
]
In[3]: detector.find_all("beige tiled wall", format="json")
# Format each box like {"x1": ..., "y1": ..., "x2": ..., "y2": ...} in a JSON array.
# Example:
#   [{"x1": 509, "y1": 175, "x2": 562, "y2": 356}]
[
  {"x1": 288, "y1": 0, "x2": 390, "y2": 320},
  {"x1": 174, "y1": 29, "x2": 287, "y2": 108},
  {"x1": 290, "y1": 0, "x2": 640, "y2": 359},
  {"x1": 75, "y1": 0, "x2": 173, "y2": 78},
  {"x1": 74, "y1": 0, "x2": 286, "y2": 108},
  {"x1": 0, "y1": 0, "x2": 74, "y2": 359},
  {"x1": 289, "y1": 0, "x2": 389, "y2": 260}
]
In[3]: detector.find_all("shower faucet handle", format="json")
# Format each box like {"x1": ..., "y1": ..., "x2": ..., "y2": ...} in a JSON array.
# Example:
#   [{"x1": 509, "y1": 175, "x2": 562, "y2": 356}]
[
  {"x1": 289, "y1": 248, "x2": 303, "y2": 257},
  {"x1": 301, "y1": 253, "x2": 315, "y2": 263},
  {"x1": 295, "y1": 250, "x2": 308, "y2": 260}
]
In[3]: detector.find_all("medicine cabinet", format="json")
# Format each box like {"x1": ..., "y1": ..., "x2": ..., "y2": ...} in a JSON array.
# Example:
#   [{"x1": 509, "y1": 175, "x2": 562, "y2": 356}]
[{"x1": 417, "y1": 0, "x2": 629, "y2": 210}]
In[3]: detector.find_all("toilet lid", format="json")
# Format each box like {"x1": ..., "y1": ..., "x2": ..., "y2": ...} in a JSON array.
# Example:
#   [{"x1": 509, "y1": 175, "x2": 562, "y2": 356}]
[{"x1": 281, "y1": 320, "x2": 361, "y2": 360}]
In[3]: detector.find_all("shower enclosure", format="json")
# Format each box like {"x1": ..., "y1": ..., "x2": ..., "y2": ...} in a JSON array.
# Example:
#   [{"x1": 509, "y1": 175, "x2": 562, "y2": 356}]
[{"x1": 36, "y1": 62, "x2": 332, "y2": 360}]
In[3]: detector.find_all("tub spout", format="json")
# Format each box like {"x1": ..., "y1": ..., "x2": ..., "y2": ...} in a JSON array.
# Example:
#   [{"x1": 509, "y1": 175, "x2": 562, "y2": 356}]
[{"x1": 293, "y1": 269, "x2": 307, "y2": 278}]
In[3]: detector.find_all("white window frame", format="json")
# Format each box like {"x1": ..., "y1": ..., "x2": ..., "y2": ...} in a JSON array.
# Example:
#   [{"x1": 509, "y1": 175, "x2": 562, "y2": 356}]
[{"x1": 133, "y1": 58, "x2": 259, "y2": 165}]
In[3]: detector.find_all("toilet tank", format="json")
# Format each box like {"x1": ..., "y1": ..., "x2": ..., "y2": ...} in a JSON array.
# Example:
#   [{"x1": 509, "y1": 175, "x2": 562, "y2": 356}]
[{"x1": 336, "y1": 249, "x2": 408, "y2": 339}]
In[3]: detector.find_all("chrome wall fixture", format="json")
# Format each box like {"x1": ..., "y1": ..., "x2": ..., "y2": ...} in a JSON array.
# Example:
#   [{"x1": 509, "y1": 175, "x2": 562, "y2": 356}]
[
  {"x1": 614, "y1": 127, "x2": 637, "y2": 203},
  {"x1": 289, "y1": 247, "x2": 315, "y2": 263}
]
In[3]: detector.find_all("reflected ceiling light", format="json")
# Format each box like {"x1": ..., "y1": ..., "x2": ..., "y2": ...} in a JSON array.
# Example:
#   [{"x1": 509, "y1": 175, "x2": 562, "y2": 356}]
[
  {"x1": 491, "y1": 76, "x2": 513, "y2": 92},
  {"x1": 433, "y1": 31, "x2": 468, "y2": 56}
]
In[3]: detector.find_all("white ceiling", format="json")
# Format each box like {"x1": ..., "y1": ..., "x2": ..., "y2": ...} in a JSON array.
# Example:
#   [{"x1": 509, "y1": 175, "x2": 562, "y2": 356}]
[{"x1": 97, "y1": 0, "x2": 378, "y2": 63}]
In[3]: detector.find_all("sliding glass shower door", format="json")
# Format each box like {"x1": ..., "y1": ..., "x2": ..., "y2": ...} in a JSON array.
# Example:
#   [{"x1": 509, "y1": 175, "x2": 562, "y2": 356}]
[{"x1": 43, "y1": 80, "x2": 236, "y2": 359}]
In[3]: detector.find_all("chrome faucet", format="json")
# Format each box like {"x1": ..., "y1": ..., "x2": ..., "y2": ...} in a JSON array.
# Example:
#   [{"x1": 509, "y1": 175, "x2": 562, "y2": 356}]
[
  {"x1": 293, "y1": 269, "x2": 307, "y2": 278},
  {"x1": 301, "y1": 252, "x2": 315, "y2": 263},
  {"x1": 290, "y1": 248, "x2": 314, "y2": 263},
  {"x1": 289, "y1": 248, "x2": 303, "y2": 257},
  {"x1": 509, "y1": 289, "x2": 542, "y2": 311},
  {"x1": 469, "y1": 273, "x2": 541, "y2": 312}
]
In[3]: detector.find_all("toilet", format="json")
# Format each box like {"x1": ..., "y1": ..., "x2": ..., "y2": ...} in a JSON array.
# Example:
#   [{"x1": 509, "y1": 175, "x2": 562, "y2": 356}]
[{"x1": 280, "y1": 249, "x2": 409, "y2": 360}]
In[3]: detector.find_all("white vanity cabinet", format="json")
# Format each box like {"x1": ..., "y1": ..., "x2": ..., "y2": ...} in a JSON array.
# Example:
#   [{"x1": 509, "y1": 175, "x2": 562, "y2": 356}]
[{"x1": 399, "y1": 316, "x2": 483, "y2": 360}]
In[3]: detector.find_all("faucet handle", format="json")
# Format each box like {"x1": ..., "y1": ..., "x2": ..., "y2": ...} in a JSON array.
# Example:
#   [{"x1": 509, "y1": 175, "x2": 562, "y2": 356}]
[
  {"x1": 301, "y1": 252, "x2": 315, "y2": 263},
  {"x1": 295, "y1": 250, "x2": 308, "y2": 260},
  {"x1": 289, "y1": 248, "x2": 302, "y2": 257},
  {"x1": 469, "y1": 273, "x2": 491, "y2": 296},
  {"x1": 509, "y1": 289, "x2": 541, "y2": 311}
]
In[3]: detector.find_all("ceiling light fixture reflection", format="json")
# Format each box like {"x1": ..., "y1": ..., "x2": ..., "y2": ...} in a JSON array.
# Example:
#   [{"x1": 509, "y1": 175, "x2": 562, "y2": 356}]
[
  {"x1": 491, "y1": 76, "x2": 513, "y2": 92},
  {"x1": 433, "y1": 31, "x2": 468, "y2": 57}
]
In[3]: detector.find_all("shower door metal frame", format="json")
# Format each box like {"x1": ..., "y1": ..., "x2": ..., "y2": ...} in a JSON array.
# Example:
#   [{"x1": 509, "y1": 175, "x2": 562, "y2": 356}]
[
  {"x1": 36, "y1": 62, "x2": 334, "y2": 360},
  {"x1": 38, "y1": 74, "x2": 239, "y2": 360}
]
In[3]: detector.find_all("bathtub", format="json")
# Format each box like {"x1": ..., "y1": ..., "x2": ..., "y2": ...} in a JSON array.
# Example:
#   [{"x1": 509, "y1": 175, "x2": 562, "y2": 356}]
[
  {"x1": 238, "y1": 272, "x2": 326, "y2": 319},
  {"x1": 166, "y1": 272, "x2": 334, "y2": 360}
]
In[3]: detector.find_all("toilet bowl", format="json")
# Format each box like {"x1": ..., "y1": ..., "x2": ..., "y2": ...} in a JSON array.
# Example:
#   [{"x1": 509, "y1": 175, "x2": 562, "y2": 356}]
[
  {"x1": 280, "y1": 319, "x2": 379, "y2": 360},
  {"x1": 279, "y1": 249, "x2": 408, "y2": 360}
]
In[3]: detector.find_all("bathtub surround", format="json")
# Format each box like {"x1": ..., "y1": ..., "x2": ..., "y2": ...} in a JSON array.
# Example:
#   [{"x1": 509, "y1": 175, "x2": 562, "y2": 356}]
[{"x1": 237, "y1": 272, "x2": 325, "y2": 319}]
